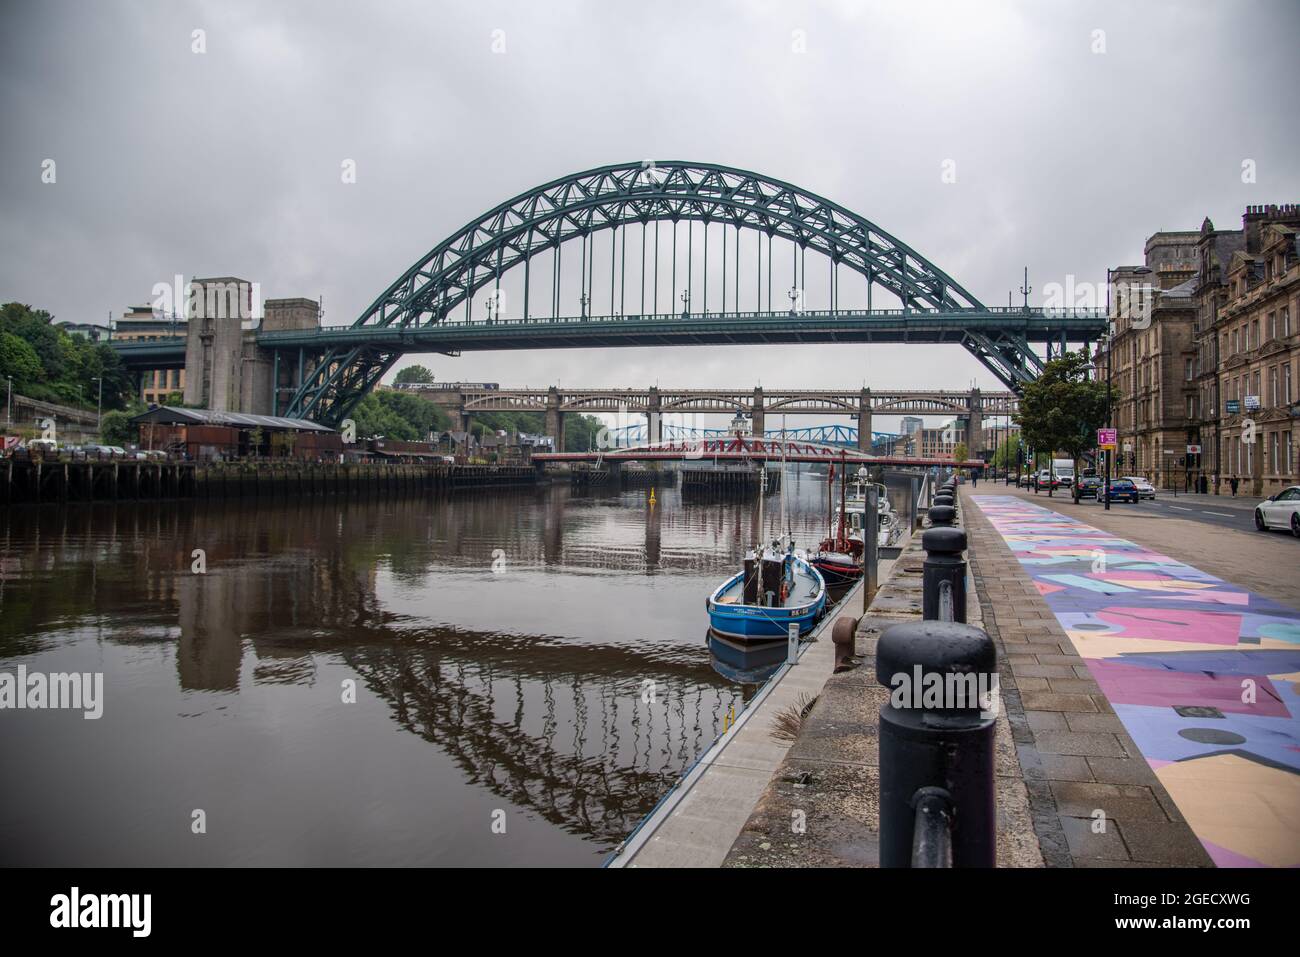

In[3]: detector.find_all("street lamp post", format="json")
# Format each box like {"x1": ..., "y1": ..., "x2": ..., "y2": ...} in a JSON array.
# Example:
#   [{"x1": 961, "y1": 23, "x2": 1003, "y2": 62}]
[
  {"x1": 5, "y1": 375, "x2": 11, "y2": 429},
  {"x1": 1105, "y1": 267, "x2": 1114, "y2": 511},
  {"x1": 91, "y1": 376, "x2": 103, "y2": 438}
]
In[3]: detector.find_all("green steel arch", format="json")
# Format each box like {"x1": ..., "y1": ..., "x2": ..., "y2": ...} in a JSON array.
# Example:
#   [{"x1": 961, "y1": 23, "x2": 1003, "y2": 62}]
[{"x1": 287, "y1": 161, "x2": 987, "y2": 424}]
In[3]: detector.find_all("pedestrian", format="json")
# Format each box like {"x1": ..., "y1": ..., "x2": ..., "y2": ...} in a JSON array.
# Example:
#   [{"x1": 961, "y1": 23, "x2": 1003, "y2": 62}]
[
  {"x1": 1230, "y1": 476, "x2": 1239, "y2": 497},
  {"x1": 972, "y1": 470, "x2": 978, "y2": 488}
]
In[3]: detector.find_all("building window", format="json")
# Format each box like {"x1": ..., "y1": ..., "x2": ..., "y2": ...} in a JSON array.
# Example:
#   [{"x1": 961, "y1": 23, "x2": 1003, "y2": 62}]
[
  {"x1": 1286, "y1": 363, "x2": 1294, "y2": 404},
  {"x1": 1185, "y1": 357, "x2": 1194, "y2": 380},
  {"x1": 1272, "y1": 367, "x2": 1279, "y2": 408},
  {"x1": 1284, "y1": 305, "x2": 1292, "y2": 338},
  {"x1": 1268, "y1": 312, "x2": 1277, "y2": 341},
  {"x1": 1271, "y1": 432, "x2": 1279, "y2": 475}
]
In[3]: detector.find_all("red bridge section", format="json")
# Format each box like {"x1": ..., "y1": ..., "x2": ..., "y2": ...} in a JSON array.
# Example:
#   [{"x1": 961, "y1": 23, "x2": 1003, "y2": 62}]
[{"x1": 533, "y1": 435, "x2": 984, "y2": 468}]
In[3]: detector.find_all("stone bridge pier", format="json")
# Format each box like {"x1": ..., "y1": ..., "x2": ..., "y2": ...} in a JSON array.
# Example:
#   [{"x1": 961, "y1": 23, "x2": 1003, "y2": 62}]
[
  {"x1": 545, "y1": 386, "x2": 566, "y2": 452},
  {"x1": 966, "y1": 387, "x2": 983, "y2": 459},
  {"x1": 751, "y1": 387, "x2": 764, "y2": 438},
  {"x1": 646, "y1": 387, "x2": 662, "y2": 444},
  {"x1": 858, "y1": 388, "x2": 873, "y2": 452}
]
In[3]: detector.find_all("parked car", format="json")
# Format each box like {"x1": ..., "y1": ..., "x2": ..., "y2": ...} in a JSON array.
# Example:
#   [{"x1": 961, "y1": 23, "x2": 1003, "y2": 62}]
[
  {"x1": 1123, "y1": 475, "x2": 1156, "y2": 499},
  {"x1": 1034, "y1": 469, "x2": 1058, "y2": 490},
  {"x1": 1076, "y1": 475, "x2": 1102, "y2": 498},
  {"x1": 1254, "y1": 486, "x2": 1300, "y2": 537},
  {"x1": 1100, "y1": 478, "x2": 1139, "y2": 504}
]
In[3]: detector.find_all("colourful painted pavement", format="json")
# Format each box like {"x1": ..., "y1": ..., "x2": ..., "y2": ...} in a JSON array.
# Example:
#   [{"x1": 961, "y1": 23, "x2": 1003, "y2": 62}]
[{"x1": 973, "y1": 495, "x2": 1300, "y2": 868}]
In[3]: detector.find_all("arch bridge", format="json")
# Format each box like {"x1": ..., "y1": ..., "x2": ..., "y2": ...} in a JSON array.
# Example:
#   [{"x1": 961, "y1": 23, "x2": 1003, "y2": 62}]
[{"x1": 111, "y1": 161, "x2": 1103, "y2": 426}]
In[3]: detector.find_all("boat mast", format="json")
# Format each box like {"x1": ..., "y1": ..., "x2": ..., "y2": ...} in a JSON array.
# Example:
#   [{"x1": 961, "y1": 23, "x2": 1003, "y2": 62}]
[
  {"x1": 838, "y1": 450, "x2": 847, "y2": 549},
  {"x1": 755, "y1": 464, "x2": 766, "y2": 598},
  {"x1": 780, "y1": 416, "x2": 789, "y2": 548}
]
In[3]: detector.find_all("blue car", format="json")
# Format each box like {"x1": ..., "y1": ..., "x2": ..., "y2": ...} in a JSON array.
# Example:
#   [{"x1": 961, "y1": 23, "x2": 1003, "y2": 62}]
[{"x1": 1101, "y1": 478, "x2": 1139, "y2": 504}]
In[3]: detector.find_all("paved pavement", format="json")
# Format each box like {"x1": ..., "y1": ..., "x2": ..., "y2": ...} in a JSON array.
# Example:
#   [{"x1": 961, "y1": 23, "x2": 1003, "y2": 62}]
[
  {"x1": 968, "y1": 491, "x2": 1300, "y2": 868},
  {"x1": 990, "y1": 483, "x2": 1300, "y2": 612}
]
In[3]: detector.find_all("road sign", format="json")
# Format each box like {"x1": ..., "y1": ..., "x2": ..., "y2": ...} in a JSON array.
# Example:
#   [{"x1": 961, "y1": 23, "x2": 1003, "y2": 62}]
[
  {"x1": 1122, "y1": 442, "x2": 1133, "y2": 452},
  {"x1": 1187, "y1": 444, "x2": 1201, "y2": 455},
  {"x1": 1097, "y1": 428, "x2": 1117, "y2": 447}
]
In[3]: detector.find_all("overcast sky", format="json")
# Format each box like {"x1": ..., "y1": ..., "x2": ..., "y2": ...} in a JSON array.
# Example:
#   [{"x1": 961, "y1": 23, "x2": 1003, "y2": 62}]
[{"x1": 3, "y1": 0, "x2": 1298, "y2": 432}]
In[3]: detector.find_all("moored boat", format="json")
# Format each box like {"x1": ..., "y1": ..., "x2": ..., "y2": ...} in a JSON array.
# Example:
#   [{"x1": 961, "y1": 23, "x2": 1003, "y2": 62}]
[
  {"x1": 705, "y1": 446, "x2": 826, "y2": 642},
  {"x1": 706, "y1": 544, "x2": 827, "y2": 641}
]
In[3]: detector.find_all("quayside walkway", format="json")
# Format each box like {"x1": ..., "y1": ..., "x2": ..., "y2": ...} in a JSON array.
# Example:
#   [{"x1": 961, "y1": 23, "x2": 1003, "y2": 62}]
[{"x1": 966, "y1": 493, "x2": 1299, "y2": 868}]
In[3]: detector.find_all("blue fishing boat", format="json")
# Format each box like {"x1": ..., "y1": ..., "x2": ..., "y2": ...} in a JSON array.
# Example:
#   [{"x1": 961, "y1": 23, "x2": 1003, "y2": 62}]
[
  {"x1": 706, "y1": 543, "x2": 827, "y2": 640},
  {"x1": 705, "y1": 454, "x2": 826, "y2": 642}
]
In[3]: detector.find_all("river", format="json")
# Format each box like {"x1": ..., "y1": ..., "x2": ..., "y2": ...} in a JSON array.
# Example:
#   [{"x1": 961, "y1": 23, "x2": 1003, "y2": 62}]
[{"x1": 0, "y1": 466, "x2": 913, "y2": 866}]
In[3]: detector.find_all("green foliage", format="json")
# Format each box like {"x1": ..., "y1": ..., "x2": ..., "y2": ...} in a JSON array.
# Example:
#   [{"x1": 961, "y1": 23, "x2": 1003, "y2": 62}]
[
  {"x1": 1014, "y1": 350, "x2": 1114, "y2": 459},
  {"x1": 0, "y1": 331, "x2": 42, "y2": 384},
  {"x1": 100, "y1": 410, "x2": 135, "y2": 446},
  {"x1": 952, "y1": 441, "x2": 968, "y2": 462},
  {"x1": 1015, "y1": 349, "x2": 1115, "y2": 497},
  {"x1": 0, "y1": 303, "x2": 131, "y2": 411},
  {"x1": 393, "y1": 364, "x2": 435, "y2": 384},
  {"x1": 467, "y1": 409, "x2": 603, "y2": 452},
  {"x1": 990, "y1": 434, "x2": 1020, "y2": 469},
  {"x1": 351, "y1": 390, "x2": 452, "y2": 440}
]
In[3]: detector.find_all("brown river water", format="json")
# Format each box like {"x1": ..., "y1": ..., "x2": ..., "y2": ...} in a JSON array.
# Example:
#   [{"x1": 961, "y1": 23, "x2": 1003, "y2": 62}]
[{"x1": 0, "y1": 468, "x2": 910, "y2": 866}]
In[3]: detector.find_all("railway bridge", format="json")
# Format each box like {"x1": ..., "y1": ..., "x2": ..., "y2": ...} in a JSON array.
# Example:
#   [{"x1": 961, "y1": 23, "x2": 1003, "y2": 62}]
[{"x1": 444, "y1": 384, "x2": 1017, "y2": 453}]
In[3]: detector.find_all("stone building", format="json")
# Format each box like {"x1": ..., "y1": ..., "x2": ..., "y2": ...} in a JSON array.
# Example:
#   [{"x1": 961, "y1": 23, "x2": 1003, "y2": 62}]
[
  {"x1": 181, "y1": 278, "x2": 322, "y2": 415},
  {"x1": 1212, "y1": 205, "x2": 1300, "y2": 496},
  {"x1": 919, "y1": 420, "x2": 958, "y2": 459},
  {"x1": 1104, "y1": 232, "x2": 1200, "y2": 488},
  {"x1": 114, "y1": 303, "x2": 186, "y2": 405},
  {"x1": 1191, "y1": 217, "x2": 1247, "y2": 489}
]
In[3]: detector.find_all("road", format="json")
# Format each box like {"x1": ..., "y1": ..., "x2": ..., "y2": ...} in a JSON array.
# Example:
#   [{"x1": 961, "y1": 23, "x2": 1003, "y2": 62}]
[
  {"x1": 992, "y1": 481, "x2": 1281, "y2": 533},
  {"x1": 973, "y1": 483, "x2": 1300, "y2": 611}
]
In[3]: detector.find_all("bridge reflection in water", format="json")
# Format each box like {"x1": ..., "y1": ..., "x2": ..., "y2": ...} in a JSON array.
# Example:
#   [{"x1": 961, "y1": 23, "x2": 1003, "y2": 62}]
[{"x1": 0, "y1": 481, "x2": 848, "y2": 862}]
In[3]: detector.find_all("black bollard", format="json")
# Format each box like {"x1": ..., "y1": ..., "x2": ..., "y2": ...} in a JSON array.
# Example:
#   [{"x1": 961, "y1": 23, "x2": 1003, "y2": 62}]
[
  {"x1": 927, "y1": 504, "x2": 956, "y2": 527},
  {"x1": 932, "y1": 492, "x2": 955, "y2": 510},
  {"x1": 922, "y1": 526, "x2": 967, "y2": 623},
  {"x1": 876, "y1": 620, "x2": 997, "y2": 867}
]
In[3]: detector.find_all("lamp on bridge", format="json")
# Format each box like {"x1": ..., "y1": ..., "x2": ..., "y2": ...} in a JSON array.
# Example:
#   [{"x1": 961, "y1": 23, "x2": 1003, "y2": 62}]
[{"x1": 680, "y1": 289, "x2": 690, "y2": 318}]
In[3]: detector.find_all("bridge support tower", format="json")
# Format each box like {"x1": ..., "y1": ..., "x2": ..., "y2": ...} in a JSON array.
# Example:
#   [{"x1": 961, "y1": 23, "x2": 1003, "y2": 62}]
[
  {"x1": 646, "y1": 387, "x2": 662, "y2": 444},
  {"x1": 545, "y1": 386, "x2": 566, "y2": 453},
  {"x1": 751, "y1": 387, "x2": 765, "y2": 438},
  {"x1": 858, "y1": 388, "x2": 873, "y2": 452},
  {"x1": 966, "y1": 388, "x2": 983, "y2": 460}
]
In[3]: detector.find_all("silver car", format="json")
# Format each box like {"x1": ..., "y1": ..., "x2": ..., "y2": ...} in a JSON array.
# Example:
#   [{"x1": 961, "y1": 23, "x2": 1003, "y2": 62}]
[{"x1": 1123, "y1": 476, "x2": 1156, "y2": 499}]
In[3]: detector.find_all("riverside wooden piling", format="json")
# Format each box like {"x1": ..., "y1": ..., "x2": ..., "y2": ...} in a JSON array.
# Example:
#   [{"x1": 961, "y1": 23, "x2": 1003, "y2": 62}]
[{"x1": 2, "y1": 459, "x2": 536, "y2": 506}]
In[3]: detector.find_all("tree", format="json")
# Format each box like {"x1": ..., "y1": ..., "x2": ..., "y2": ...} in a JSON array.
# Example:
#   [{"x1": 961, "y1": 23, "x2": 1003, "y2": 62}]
[
  {"x1": 0, "y1": 332, "x2": 42, "y2": 386},
  {"x1": 100, "y1": 410, "x2": 136, "y2": 446},
  {"x1": 394, "y1": 364, "x2": 435, "y2": 385},
  {"x1": 1014, "y1": 349, "x2": 1115, "y2": 502},
  {"x1": 952, "y1": 441, "x2": 968, "y2": 463}
]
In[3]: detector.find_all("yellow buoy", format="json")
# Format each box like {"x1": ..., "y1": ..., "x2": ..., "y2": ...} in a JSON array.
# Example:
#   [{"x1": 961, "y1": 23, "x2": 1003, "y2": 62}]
[{"x1": 648, "y1": 487, "x2": 657, "y2": 505}]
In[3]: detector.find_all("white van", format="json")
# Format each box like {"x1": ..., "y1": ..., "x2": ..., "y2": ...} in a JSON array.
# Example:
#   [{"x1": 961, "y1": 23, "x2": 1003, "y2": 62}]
[{"x1": 1052, "y1": 459, "x2": 1074, "y2": 488}]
